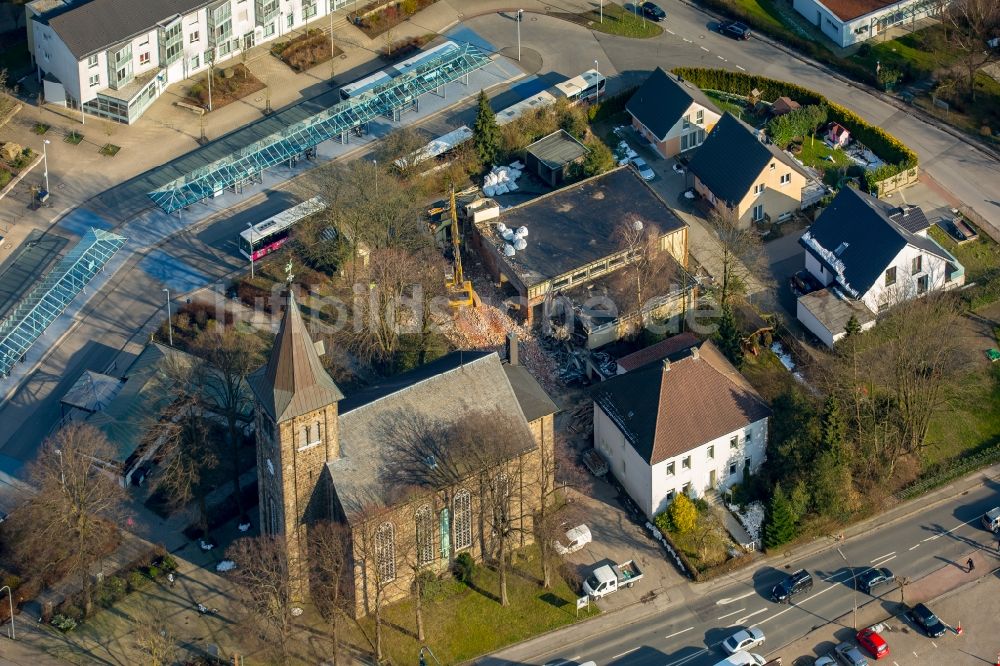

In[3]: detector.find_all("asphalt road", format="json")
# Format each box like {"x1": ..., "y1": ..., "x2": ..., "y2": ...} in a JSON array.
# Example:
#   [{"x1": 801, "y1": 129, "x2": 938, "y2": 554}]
[{"x1": 496, "y1": 483, "x2": 1000, "y2": 666}]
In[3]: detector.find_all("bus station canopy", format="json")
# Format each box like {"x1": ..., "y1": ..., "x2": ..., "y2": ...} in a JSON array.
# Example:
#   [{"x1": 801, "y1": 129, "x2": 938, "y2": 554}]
[{"x1": 148, "y1": 42, "x2": 493, "y2": 214}]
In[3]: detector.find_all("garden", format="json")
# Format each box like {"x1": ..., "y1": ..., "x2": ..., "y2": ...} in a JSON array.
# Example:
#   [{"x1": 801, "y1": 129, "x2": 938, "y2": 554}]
[
  {"x1": 350, "y1": 0, "x2": 439, "y2": 39},
  {"x1": 184, "y1": 64, "x2": 265, "y2": 112},
  {"x1": 270, "y1": 28, "x2": 344, "y2": 72},
  {"x1": 0, "y1": 142, "x2": 35, "y2": 190},
  {"x1": 653, "y1": 493, "x2": 749, "y2": 577}
]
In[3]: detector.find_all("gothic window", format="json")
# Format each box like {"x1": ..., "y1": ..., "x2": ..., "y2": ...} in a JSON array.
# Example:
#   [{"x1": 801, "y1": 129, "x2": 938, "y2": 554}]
[
  {"x1": 375, "y1": 522, "x2": 396, "y2": 582},
  {"x1": 453, "y1": 490, "x2": 472, "y2": 551},
  {"x1": 415, "y1": 505, "x2": 435, "y2": 566}
]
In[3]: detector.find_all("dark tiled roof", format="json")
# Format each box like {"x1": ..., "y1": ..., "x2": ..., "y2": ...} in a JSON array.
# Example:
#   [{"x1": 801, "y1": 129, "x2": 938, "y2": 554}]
[
  {"x1": 504, "y1": 364, "x2": 559, "y2": 422},
  {"x1": 799, "y1": 187, "x2": 950, "y2": 298},
  {"x1": 625, "y1": 67, "x2": 721, "y2": 141},
  {"x1": 616, "y1": 332, "x2": 700, "y2": 372},
  {"x1": 687, "y1": 112, "x2": 807, "y2": 206},
  {"x1": 593, "y1": 341, "x2": 770, "y2": 464},
  {"x1": 39, "y1": 0, "x2": 211, "y2": 60},
  {"x1": 248, "y1": 291, "x2": 344, "y2": 423},
  {"x1": 526, "y1": 130, "x2": 588, "y2": 170}
]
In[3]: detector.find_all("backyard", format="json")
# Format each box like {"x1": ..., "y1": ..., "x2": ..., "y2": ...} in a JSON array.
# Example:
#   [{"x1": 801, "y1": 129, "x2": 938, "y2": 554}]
[{"x1": 790, "y1": 138, "x2": 854, "y2": 187}]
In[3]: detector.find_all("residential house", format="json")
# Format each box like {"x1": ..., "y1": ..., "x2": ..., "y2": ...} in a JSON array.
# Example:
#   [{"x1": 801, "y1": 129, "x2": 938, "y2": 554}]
[
  {"x1": 25, "y1": 0, "x2": 342, "y2": 124},
  {"x1": 792, "y1": 0, "x2": 947, "y2": 47},
  {"x1": 592, "y1": 338, "x2": 771, "y2": 520},
  {"x1": 625, "y1": 67, "x2": 722, "y2": 159},
  {"x1": 688, "y1": 112, "x2": 812, "y2": 226},
  {"x1": 247, "y1": 292, "x2": 557, "y2": 614},
  {"x1": 796, "y1": 186, "x2": 965, "y2": 346}
]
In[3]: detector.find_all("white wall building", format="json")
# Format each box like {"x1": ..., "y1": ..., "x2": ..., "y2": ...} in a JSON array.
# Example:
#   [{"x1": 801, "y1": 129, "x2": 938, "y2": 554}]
[
  {"x1": 25, "y1": 0, "x2": 345, "y2": 124},
  {"x1": 791, "y1": 0, "x2": 946, "y2": 48},
  {"x1": 592, "y1": 339, "x2": 771, "y2": 521}
]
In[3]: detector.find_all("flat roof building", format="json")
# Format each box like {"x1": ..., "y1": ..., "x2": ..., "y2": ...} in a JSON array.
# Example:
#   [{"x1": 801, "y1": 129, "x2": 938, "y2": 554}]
[
  {"x1": 791, "y1": 0, "x2": 945, "y2": 47},
  {"x1": 525, "y1": 130, "x2": 588, "y2": 188}
]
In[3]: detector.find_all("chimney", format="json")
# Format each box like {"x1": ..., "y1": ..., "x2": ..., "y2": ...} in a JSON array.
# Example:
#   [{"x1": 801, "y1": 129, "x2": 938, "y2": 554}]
[
  {"x1": 662, "y1": 358, "x2": 670, "y2": 372},
  {"x1": 690, "y1": 346, "x2": 700, "y2": 360},
  {"x1": 507, "y1": 332, "x2": 519, "y2": 366}
]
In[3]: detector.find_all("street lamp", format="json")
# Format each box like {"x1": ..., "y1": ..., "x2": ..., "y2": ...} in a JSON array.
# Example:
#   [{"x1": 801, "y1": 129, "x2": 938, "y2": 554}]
[
  {"x1": 247, "y1": 222, "x2": 255, "y2": 279},
  {"x1": 516, "y1": 10, "x2": 523, "y2": 62},
  {"x1": 42, "y1": 138, "x2": 51, "y2": 194},
  {"x1": 837, "y1": 547, "x2": 858, "y2": 629},
  {"x1": 599, "y1": 0, "x2": 603, "y2": 23},
  {"x1": 594, "y1": 60, "x2": 600, "y2": 106},
  {"x1": 0, "y1": 584, "x2": 14, "y2": 640},
  {"x1": 162, "y1": 288, "x2": 173, "y2": 347}
]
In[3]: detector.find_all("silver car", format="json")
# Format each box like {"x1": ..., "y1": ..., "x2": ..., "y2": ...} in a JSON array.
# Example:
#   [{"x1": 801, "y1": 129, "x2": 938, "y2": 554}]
[
  {"x1": 631, "y1": 157, "x2": 655, "y2": 181},
  {"x1": 833, "y1": 642, "x2": 870, "y2": 666},
  {"x1": 722, "y1": 626, "x2": 765, "y2": 655}
]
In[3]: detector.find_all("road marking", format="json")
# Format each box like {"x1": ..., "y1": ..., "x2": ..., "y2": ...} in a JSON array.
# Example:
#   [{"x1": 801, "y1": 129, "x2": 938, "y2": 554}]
[
  {"x1": 876, "y1": 555, "x2": 897, "y2": 566},
  {"x1": 717, "y1": 56, "x2": 726, "y2": 61},
  {"x1": 736, "y1": 65, "x2": 746, "y2": 71},
  {"x1": 700, "y1": 46, "x2": 710, "y2": 51},
  {"x1": 717, "y1": 608, "x2": 745, "y2": 620},
  {"x1": 871, "y1": 551, "x2": 896, "y2": 563},
  {"x1": 909, "y1": 544, "x2": 920, "y2": 551},
  {"x1": 664, "y1": 648, "x2": 708, "y2": 666},
  {"x1": 717, "y1": 591, "x2": 756, "y2": 604},
  {"x1": 666, "y1": 28, "x2": 675, "y2": 34},
  {"x1": 665, "y1": 627, "x2": 694, "y2": 640},
  {"x1": 734, "y1": 609, "x2": 768, "y2": 624},
  {"x1": 922, "y1": 516, "x2": 982, "y2": 541},
  {"x1": 611, "y1": 648, "x2": 639, "y2": 660},
  {"x1": 683, "y1": 38, "x2": 693, "y2": 42}
]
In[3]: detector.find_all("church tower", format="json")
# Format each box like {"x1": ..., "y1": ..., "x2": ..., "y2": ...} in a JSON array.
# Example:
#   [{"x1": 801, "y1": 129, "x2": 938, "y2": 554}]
[{"x1": 248, "y1": 290, "x2": 344, "y2": 599}]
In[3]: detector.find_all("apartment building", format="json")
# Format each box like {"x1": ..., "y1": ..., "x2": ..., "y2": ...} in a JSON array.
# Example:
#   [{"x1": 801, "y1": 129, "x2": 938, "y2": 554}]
[{"x1": 26, "y1": 0, "x2": 343, "y2": 124}]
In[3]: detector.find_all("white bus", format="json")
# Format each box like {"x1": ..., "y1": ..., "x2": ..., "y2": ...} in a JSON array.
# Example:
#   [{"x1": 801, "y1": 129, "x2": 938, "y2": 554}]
[
  {"x1": 339, "y1": 70, "x2": 394, "y2": 101},
  {"x1": 495, "y1": 90, "x2": 559, "y2": 126},
  {"x1": 391, "y1": 40, "x2": 459, "y2": 76},
  {"x1": 238, "y1": 196, "x2": 328, "y2": 260},
  {"x1": 553, "y1": 69, "x2": 606, "y2": 103}
]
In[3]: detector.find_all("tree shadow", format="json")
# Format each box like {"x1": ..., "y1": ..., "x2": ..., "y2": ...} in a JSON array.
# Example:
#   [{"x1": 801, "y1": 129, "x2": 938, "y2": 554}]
[
  {"x1": 384, "y1": 618, "x2": 418, "y2": 640},
  {"x1": 539, "y1": 592, "x2": 569, "y2": 610},
  {"x1": 466, "y1": 579, "x2": 500, "y2": 603}
]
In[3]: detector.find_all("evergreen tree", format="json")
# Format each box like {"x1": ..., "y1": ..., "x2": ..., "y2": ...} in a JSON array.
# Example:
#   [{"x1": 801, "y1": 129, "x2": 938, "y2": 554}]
[
  {"x1": 813, "y1": 395, "x2": 854, "y2": 519},
  {"x1": 764, "y1": 485, "x2": 797, "y2": 549},
  {"x1": 472, "y1": 90, "x2": 500, "y2": 166},
  {"x1": 819, "y1": 396, "x2": 846, "y2": 457},
  {"x1": 715, "y1": 304, "x2": 744, "y2": 368},
  {"x1": 844, "y1": 314, "x2": 861, "y2": 338}
]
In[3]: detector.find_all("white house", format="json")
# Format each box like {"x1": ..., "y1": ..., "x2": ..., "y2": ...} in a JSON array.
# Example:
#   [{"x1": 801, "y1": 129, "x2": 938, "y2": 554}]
[
  {"x1": 25, "y1": 0, "x2": 344, "y2": 124},
  {"x1": 592, "y1": 338, "x2": 771, "y2": 521},
  {"x1": 625, "y1": 67, "x2": 722, "y2": 160},
  {"x1": 791, "y1": 0, "x2": 946, "y2": 48},
  {"x1": 796, "y1": 186, "x2": 965, "y2": 346}
]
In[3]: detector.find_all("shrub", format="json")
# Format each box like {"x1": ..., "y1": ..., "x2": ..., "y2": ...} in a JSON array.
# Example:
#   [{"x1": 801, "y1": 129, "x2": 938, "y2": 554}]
[
  {"x1": 127, "y1": 570, "x2": 146, "y2": 592},
  {"x1": 51, "y1": 614, "x2": 78, "y2": 632},
  {"x1": 58, "y1": 602, "x2": 84, "y2": 622},
  {"x1": 158, "y1": 555, "x2": 178, "y2": 572},
  {"x1": 668, "y1": 493, "x2": 698, "y2": 533},
  {"x1": 453, "y1": 552, "x2": 476, "y2": 584},
  {"x1": 146, "y1": 564, "x2": 162, "y2": 580},
  {"x1": 1, "y1": 574, "x2": 21, "y2": 591}
]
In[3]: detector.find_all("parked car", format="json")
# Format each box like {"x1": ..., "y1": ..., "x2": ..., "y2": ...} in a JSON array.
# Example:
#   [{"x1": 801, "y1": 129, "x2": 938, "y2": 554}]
[
  {"x1": 982, "y1": 506, "x2": 1000, "y2": 532},
  {"x1": 582, "y1": 560, "x2": 643, "y2": 598},
  {"x1": 719, "y1": 20, "x2": 752, "y2": 39},
  {"x1": 554, "y1": 524, "x2": 592, "y2": 555},
  {"x1": 814, "y1": 657, "x2": 838, "y2": 666},
  {"x1": 722, "y1": 627, "x2": 765, "y2": 655},
  {"x1": 641, "y1": 1, "x2": 666, "y2": 20},
  {"x1": 631, "y1": 157, "x2": 656, "y2": 181},
  {"x1": 771, "y1": 569, "x2": 813, "y2": 603},
  {"x1": 833, "y1": 642, "x2": 869, "y2": 666},
  {"x1": 909, "y1": 603, "x2": 947, "y2": 638},
  {"x1": 856, "y1": 627, "x2": 889, "y2": 659},
  {"x1": 857, "y1": 567, "x2": 895, "y2": 594},
  {"x1": 789, "y1": 270, "x2": 823, "y2": 296}
]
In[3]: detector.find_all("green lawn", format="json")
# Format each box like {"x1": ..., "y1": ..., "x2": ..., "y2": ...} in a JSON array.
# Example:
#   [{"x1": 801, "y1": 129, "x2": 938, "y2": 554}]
[
  {"x1": 551, "y1": 2, "x2": 663, "y2": 38},
  {"x1": 729, "y1": 0, "x2": 787, "y2": 33},
  {"x1": 924, "y1": 365, "x2": 1000, "y2": 468},
  {"x1": 353, "y1": 547, "x2": 598, "y2": 664},
  {"x1": 741, "y1": 347, "x2": 797, "y2": 403},
  {"x1": 791, "y1": 138, "x2": 852, "y2": 187},
  {"x1": 848, "y1": 29, "x2": 949, "y2": 79},
  {"x1": 928, "y1": 226, "x2": 1000, "y2": 283},
  {"x1": 703, "y1": 91, "x2": 769, "y2": 128}
]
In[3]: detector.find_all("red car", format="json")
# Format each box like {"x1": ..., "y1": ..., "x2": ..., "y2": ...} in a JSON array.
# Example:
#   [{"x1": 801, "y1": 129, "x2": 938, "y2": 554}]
[{"x1": 856, "y1": 627, "x2": 890, "y2": 659}]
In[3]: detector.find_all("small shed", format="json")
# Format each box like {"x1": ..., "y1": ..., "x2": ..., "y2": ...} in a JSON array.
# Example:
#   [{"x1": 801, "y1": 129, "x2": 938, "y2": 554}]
[
  {"x1": 771, "y1": 96, "x2": 801, "y2": 117},
  {"x1": 827, "y1": 122, "x2": 850, "y2": 148},
  {"x1": 525, "y1": 130, "x2": 588, "y2": 187}
]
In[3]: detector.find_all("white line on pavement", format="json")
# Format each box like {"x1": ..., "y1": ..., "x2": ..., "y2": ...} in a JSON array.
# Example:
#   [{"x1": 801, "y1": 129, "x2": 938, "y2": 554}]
[
  {"x1": 664, "y1": 648, "x2": 708, "y2": 666},
  {"x1": 666, "y1": 28, "x2": 675, "y2": 34},
  {"x1": 921, "y1": 515, "x2": 982, "y2": 541},
  {"x1": 700, "y1": 46, "x2": 710, "y2": 51},
  {"x1": 683, "y1": 37, "x2": 693, "y2": 42},
  {"x1": 665, "y1": 627, "x2": 694, "y2": 640},
  {"x1": 717, "y1": 591, "x2": 756, "y2": 604},
  {"x1": 734, "y1": 609, "x2": 768, "y2": 624},
  {"x1": 611, "y1": 648, "x2": 639, "y2": 660},
  {"x1": 909, "y1": 544, "x2": 920, "y2": 551},
  {"x1": 876, "y1": 555, "x2": 897, "y2": 566},
  {"x1": 736, "y1": 65, "x2": 746, "y2": 71},
  {"x1": 717, "y1": 56, "x2": 726, "y2": 61},
  {"x1": 871, "y1": 551, "x2": 896, "y2": 563},
  {"x1": 717, "y1": 608, "x2": 745, "y2": 620}
]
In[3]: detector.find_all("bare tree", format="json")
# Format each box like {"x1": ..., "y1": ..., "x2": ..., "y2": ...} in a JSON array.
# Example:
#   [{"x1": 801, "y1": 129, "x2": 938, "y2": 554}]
[
  {"x1": 707, "y1": 205, "x2": 766, "y2": 306},
  {"x1": 351, "y1": 502, "x2": 399, "y2": 663},
  {"x1": 310, "y1": 521, "x2": 352, "y2": 665},
  {"x1": 934, "y1": 0, "x2": 1000, "y2": 100},
  {"x1": 226, "y1": 535, "x2": 296, "y2": 662},
  {"x1": 375, "y1": 126, "x2": 429, "y2": 179},
  {"x1": 611, "y1": 217, "x2": 678, "y2": 319},
  {"x1": 14, "y1": 423, "x2": 126, "y2": 616},
  {"x1": 131, "y1": 610, "x2": 178, "y2": 666},
  {"x1": 194, "y1": 324, "x2": 265, "y2": 522}
]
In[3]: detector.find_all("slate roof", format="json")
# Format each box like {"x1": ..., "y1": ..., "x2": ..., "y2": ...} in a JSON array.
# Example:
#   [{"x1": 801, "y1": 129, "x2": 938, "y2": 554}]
[
  {"x1": 37, "y1": 0, "x2": 211, "y2": 60},
  {"x1": 799, "y1": 187, "x2": 952, "y2": 298},
  {"x1": 248, "y1": 291, "x2": 344, "y2": 423},
  {"x1": 328, "y1": 352, "x2": 548, "y2": 522},
  {"x1": 687, "y1": 112, "x2": 808, "y2": 206},
  {"x1": 503, "y1": 364, "x2": 559, "y2": 422},
  {"x1": 593, "y1": 340, "x2": 771, "y2": 465},
  {"x1": 616, "y1": 332, "x2": 700, "y2": 373},
  {"x1": 625, "y1": 67, "x2": 721, "y2": 141},
  {"x1": 526, "y1": 130, "x2": 588, "y2": 170}
]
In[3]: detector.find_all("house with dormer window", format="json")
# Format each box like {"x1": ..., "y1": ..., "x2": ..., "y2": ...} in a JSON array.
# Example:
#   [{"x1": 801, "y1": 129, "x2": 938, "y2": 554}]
[{"x1": 625, "y1": 67, "x2": 722, "y2": 159}]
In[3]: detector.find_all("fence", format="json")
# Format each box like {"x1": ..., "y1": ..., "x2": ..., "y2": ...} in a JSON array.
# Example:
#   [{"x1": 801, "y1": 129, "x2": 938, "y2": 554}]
[
  {"x1": 871, "y1": 166, "x2": 920, "y2": 197},
  {"x1": 895, "y1": 441, "x2": 1000, "y2": 501}
]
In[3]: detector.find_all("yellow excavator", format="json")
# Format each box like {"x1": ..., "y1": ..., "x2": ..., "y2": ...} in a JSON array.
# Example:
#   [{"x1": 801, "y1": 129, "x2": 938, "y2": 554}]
[{"x1": 445, "y1": 187, "x2": 478, "y2": 308}]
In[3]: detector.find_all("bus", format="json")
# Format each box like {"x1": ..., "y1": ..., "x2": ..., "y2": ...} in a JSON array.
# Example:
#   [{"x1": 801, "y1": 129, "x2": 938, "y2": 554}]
[
  {"x1": 238, "y1": 196, "x2": 327, "y2": 260},
  {"x1": 338, "y1": 70, "x2": 394, "y2": 101},
  {"x1": 552, "y1": 69, "x2": 606, "y2": 103},
  {"x1": 391, "y1": 40, "x2": 459, "y2": 76}
]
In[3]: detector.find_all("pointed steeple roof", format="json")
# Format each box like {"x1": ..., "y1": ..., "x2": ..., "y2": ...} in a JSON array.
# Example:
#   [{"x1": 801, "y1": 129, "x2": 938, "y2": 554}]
[{"x1": 249, "y1": 290, "x2": 343, "y2": 422}]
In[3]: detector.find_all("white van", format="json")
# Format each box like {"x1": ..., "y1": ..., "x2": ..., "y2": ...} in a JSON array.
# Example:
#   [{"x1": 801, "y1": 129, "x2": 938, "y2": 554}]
[
  {"x1": 713, "y1": 652, "x2": 767, "y2": 666},
  {"x1": 984, "y1": 507, "x2": 1000, "y2": 532}
]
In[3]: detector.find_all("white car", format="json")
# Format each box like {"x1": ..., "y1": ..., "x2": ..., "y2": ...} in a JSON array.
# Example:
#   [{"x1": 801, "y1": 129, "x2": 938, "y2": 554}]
[
  {"x1": 631, "y1": 157, "x2": 655, "y2": 181},
  {"x1": 553, "y1": 524, "x2": 592, "y2": 555},
  {"x1": 722, "y1": 626, "x2": 765, "y2": 655}
]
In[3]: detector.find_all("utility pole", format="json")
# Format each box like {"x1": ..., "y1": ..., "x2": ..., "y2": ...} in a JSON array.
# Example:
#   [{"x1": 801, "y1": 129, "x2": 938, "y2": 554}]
[
  {"x1": 599, "y1": 0, "x2": 603, "y2": 23},
  {"x1": 206, "y1": 50, "x2": 214, "y2": 112},
  {"x1": 594, "y1": 60, "x2": 600, "y2": 106},
  {"x1": 41, "y1": 138, "x2": 51, "y2": 194},
  {"x1": 837, "y1": 547, "x2": 858, "y2": 629},
  {"x1": 247, "y1": 222, "x2": 255, "y2": 278},
  {"x1": 162, "y1": 288, "x2": 173, "y2": 347},
  {"x1": 516, "y1": 9, "x2": 523, "y2": 62},
  {"x1": 0, "y1": 585, "x2": 14, "y2": 639},
  {"x1": 329, "y1": 0, "x2": 337, "y2": 83}
]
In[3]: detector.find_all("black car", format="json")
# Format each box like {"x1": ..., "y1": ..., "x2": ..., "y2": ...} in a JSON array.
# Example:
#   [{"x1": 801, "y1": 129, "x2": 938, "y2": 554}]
[
  {"x1": 857, "y1": 567, "x2": 895, "y2": 594},
  {"x1": 641, "y1": 2, "x2": 666, "y2": 20},
  {"x1": 910, "y1": 602, "x2": 946, "y2": 637},
  {"x1": 771, "y1": 569, "x2": 814, "y2": 603},
  {"x1": 789, "y1": 270, "x2": 822, "y2": 296},
  {"x1": 719, "y1": 20, "x2": 752, "y2": 39}
]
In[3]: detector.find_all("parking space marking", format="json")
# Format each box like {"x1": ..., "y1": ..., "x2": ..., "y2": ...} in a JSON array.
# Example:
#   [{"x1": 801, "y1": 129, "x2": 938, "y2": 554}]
[
  {"x1": 717, "y1": 608, "x2": 745, "y2": 620},
  {"x1": 664, "y1": 627, "x2": 694, "y2": 640},
  {"x1": 871, "y1": 551, "x2": 896, "y2": 564},
  {"x1": 611, "y1": 648, "x2": 639, "y2": 660}
]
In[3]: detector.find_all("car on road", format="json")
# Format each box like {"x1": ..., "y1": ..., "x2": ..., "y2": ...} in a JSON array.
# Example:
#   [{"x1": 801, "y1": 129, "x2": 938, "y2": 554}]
[
  {"x1": 909, "y1": 602, "x2": 947, "y2": 638},
  {"x1": 789, "y1": 269, "x2": 822, "y2": 296},
  {"x1": 719, "y1": 20, "x2": 751, "y2": 40},
  {"x1": 856, "y1": 627, "x2": 889, "y2": 659},
  {"x1": 771, "y1": 568, "x2": 813, "y2": 603},
  {"x1": 983, "y1": 506, "x2": 1000, "y2": 531},
  {"x1": 641, "y1": 1, "x2": 666, "y2": 20},
  {"x1": 722, "y1": 626, "x2": 765, "y2": 655},
  {"x1": 553, "y1": 524, "x2": 592, "y2": 555},
  {"x1": 833, "y1": 641, "x2": 870, "y2": 666},
  {"x1": 631, "y1": 157, "x2": 656, "y2": 181},
  {"x1": 857, "y1": 567, "x2": 895, "y2": 594}
]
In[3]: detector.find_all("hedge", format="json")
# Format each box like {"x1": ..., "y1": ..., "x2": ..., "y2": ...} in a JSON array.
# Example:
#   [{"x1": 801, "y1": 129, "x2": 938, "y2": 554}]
[{"x1": 672, "y1": 67, "x2": 918, "y2": 182}]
